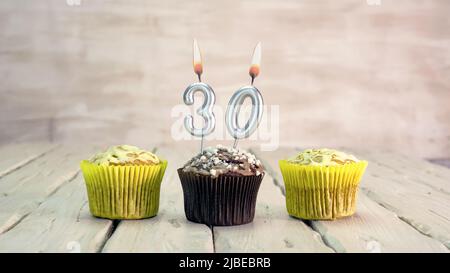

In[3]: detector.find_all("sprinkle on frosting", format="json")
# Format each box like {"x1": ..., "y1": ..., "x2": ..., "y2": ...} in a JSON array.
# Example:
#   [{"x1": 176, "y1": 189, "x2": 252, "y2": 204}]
[
  {"x1": 89, "y1": 145, "x2": 160, "y2": 166},
  {"x1": 288, "y1": 148, "x2": 359, "y2": 166},
  {"x1": 182, "y1": 145, "x2": 264, "y2": 178}
]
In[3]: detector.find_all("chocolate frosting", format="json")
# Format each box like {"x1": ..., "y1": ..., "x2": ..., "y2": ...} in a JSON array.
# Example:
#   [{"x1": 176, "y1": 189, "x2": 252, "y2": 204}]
[{"x1": 182, "y1": 145, "x2": 264, "y2": 177}]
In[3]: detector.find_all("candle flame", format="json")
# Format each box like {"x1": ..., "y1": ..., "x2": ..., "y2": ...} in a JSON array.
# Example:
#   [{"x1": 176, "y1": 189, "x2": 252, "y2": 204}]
[
  {"x1": 249, "y1": 42, "x2": 261, "y2": 80},
  {"x1": 193, "y1": 39, "x2": 203, "y2": 79}
]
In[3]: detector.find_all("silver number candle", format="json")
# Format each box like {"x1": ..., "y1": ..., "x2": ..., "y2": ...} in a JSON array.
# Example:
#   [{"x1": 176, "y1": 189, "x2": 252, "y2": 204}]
[
  {"x1": 183, "y1": 82, "x2": 216, "y2": 137},
  {"x1": 225, "y1": 86, "x2": 263, "y2": 139},
  {"x1": 183, "y1": 39, "x2": 216, "y2": 152},
  {"x1": 226, "y1": 42, "x2": 263, "y2": 147}
]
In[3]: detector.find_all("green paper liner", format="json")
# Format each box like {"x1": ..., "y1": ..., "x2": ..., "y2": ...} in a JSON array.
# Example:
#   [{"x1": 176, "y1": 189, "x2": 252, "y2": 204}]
[
  {"x1": 279, "y1": 160, "x2": 368, "y2": 220},
  {"x1": 80, "y1": 160, "x2": 167, "y2": 219},
  {"x1": 178, "y1": 169, "x2": 264, "y2": 226}
]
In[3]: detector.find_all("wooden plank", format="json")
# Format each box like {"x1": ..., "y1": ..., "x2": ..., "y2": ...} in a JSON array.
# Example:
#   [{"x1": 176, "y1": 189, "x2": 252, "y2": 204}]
[
  {"x1": 362, "y1": 151, "x2": 450, "y2": 195},
  {"x1": 310, "y1": 194, "x2": 448, "y2": 253},
  {"x1": 252, "y1": 147, "x2": 449, "y2": 252},
  {"x1": 249, "y1": 147, "x2": 294, "y2": 195},
  {"x1": 0, "y1": 145, "x2": 96, "y2": 234},
  {"x1": 0, "y1": 175, "x2": 113, "y2": 252},
  {"x1": 337, "y1": 150, "x2": 450, "y2": 250},
  {"x1": 0, "y1": 142, "x2": 56, "y2": 178},
  {"x1": 361, "y1": 163, "x2": 450, "y2": 249},
  {"x1": 102, "y1": 146, "x2": 214, "y2": 252},
  {"x1": 347, "y1": 151, "x2": 450, "y2": 250},
  {"x1": 213, "y1": 147, "x2": 333, "y2": 253}
]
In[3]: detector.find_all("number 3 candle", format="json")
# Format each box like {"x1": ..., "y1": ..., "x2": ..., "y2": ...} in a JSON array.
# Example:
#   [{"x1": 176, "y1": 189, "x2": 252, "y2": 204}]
[
  {"x1": 226, "y1": 42, "x2": 263, "y2": 148},
  {"x1": 183, "y1": 39, "x2": 216, "y2": 153}
]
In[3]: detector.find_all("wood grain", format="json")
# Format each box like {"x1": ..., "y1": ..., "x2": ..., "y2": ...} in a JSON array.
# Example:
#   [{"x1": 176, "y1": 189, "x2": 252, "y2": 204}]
[
  {"x1": 0, "y1": 143, "x2": 448, "y2": 252},
  {"x1": 213, "y1": 147, "x2": 332, "y2": 252},
  {"x1": 102, "y1": 146, "x2": 214, "y2": 252},
  {"x1": 310, "y1": 194, "x2": 448, "y2": 253},
  {"x1": 0, "y1": 145, "x2": 95, "y2": 234},
  {"x1": 363, "y1": 151, "x2": 450, "y2": 194},
  {"x1": 252, "y1": 147, "x2": 450, "y2": 252},
  {"x1": 0, "y1": 142, "x2": 56, "y2": 178},
  {"x1": 213, "y1": 171, "x2": 334, "y2": 253},
  {"x1": 0, "y1": 175, "x2": 113, "y2": 252},
  {"x1": 361, "y1": 162, "x2": 450, "y2": 249}
]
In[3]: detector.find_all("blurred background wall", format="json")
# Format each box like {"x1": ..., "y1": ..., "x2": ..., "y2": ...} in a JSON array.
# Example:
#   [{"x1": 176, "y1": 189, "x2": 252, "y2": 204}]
[{"x1": 0, "y1": 0, "x2": 449, "y2": 159}]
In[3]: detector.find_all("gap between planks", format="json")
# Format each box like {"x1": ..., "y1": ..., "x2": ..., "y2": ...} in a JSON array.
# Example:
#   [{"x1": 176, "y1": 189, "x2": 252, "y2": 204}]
[
  {"x1": 3, "y1": 143, "x2": 446, "y2": 252},
  {"x1": 0, "y1": 143, "x2": 58, "y2": 179},
  {"x1": 248, "y1": 148, "x2": 335, "y2": 252},
  {"x1": 355, "y1": 151, "x2": 450, "y2": 249},
  {"x1": 0, "y1": 145, "x2": 97, "y2": 236},
  {"x1": 0, "y1": 144, "x2": 112, "y2": 252},
  {"x1": 101, "y1": 145, "x2": 214, "y2": 253},
  {"x1": 102, "y1": 144, "x2": 333, "y2": 253},
  {"x1": 0, "y1": 174, "x2": 113, "y2": 252},
  {"x1": 212, "y1": 148, "x2": 333, "y2": 253},
  {"x1": 98, "y1": 147, "x2": 159, "y2": 252},
  {"x1": 250, "y1": 147, "x2": 449, "y2": 252},
  {"x1": 0, "y1": 143, "x2": 159, "y2": 252}
]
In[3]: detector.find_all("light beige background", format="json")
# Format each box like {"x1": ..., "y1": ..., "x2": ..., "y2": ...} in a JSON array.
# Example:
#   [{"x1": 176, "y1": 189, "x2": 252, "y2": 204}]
[{"x1": 0, "y1": 0, "x2": 449, "y2": 158}]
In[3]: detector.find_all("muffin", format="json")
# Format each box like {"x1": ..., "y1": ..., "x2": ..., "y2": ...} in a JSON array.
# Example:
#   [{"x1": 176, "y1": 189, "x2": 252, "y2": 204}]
[
  {"x1": 80, "y1": 145, "x2": 167, "y2": 219},
  {"x1": 178, "y1": 145, "x2": 264, "y2": 226},
  {"x1": 279, "y1": 148, "x2": 368, "y2": 220}
]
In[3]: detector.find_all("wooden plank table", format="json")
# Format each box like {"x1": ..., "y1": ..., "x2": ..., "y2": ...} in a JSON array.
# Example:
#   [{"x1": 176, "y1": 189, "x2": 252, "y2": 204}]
[{"x1": 0, "y1": 143, "x2": 448, "y2": 253}]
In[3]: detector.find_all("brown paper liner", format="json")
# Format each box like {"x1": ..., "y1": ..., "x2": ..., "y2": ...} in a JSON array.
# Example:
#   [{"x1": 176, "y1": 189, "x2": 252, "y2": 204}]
[{"x1": 177, "y1": 169, "x2": 264, "y2": 226}]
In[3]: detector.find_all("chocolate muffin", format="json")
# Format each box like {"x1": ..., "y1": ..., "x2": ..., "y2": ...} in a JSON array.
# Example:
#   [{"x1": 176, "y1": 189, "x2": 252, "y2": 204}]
[{"x1": 178, "y1": 145, "x2": 264, "y2": 226}]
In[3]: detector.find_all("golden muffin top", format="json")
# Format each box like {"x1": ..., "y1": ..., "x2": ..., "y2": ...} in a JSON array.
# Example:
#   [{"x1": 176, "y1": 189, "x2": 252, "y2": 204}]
[
  {"x1": 89, "y1": 145, "x2": 160, "y2": 166},
  {"x1": 288, "y1": 148, "x2": 359, "y2": 166}
]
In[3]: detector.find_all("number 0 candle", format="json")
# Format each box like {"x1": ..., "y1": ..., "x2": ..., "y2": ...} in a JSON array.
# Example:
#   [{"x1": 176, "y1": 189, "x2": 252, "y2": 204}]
[{"x1": 225, "y1": 42, "x2": 264, "y2": 148}]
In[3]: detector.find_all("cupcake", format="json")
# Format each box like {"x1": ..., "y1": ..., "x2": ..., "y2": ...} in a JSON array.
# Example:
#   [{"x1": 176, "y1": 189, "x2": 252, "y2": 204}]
[
  {"x1": 80, "y1": 145, "x2": 167, "y2": 219},
  {"x1": 178, "y1": 145, "x2": 264, "y2": 226},
  {"x1": 279, "y1": 148, "x2": 368, "y2": 220}
]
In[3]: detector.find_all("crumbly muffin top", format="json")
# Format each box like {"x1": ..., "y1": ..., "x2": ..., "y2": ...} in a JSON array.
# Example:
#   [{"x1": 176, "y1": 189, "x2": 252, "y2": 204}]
[
  {"x1": 89, "y1": 145, "x2": 160, "y2": 166},
  {"x1": 182, "y1": 145, "x2": 264, "y2": 178},
  {"x1": 288, "y1": 148, "x2": 359, "y2": 166}
]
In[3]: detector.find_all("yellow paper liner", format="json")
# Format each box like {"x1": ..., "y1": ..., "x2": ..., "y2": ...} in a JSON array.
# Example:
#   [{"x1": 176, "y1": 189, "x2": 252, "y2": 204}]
[
  {"x1": 279, "y1": 160, "x2": 368, "y2": 220},
  {"x1": 80, "y1": 160, "x2": 167, "y2": 219}
]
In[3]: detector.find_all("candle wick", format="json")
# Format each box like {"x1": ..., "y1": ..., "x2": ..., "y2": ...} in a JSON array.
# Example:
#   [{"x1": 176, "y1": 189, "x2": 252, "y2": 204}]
[
  {"x1": 251, "y1": 76, "x2": 255, "y2": 86},
  {"x1": 198, "y1": 74, "x2": 202, "y2": 83},
  {"x1": 200, "y1": 134, "x2": 204, "y2": 153}
]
